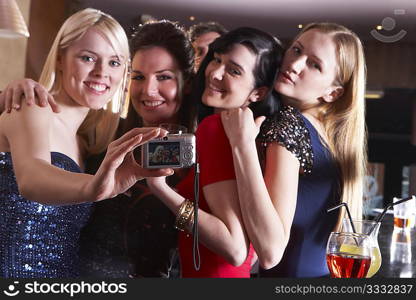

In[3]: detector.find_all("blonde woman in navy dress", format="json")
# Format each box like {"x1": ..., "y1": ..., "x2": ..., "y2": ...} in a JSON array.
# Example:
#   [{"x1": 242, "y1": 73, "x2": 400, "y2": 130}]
[{"x1": 221, "y1": 23, "x2": 367, "y2": 277}]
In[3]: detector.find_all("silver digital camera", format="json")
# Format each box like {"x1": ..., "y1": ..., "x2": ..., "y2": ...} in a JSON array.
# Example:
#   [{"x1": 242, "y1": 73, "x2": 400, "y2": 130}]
[{"x1": 141, "y1": 134, "x2": 196, "y2": 168}]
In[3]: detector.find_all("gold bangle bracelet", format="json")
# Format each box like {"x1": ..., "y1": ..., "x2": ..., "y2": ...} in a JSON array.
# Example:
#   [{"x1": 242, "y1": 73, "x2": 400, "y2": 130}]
[
  {"x1": 174, "y1": 199, "x2": 194, "y2": 231},
  {"x1": 186, "y1": 209, "x2": 195, "y2": 233}
]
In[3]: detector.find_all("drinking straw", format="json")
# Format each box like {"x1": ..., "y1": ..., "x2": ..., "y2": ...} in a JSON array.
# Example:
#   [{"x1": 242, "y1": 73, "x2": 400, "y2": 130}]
[
  {"x1": 327, "y1": 202, "x2": 357, "y2": 234},
  {"x1": 366, "y1": 195, "x2": 415, "y2": 237}
]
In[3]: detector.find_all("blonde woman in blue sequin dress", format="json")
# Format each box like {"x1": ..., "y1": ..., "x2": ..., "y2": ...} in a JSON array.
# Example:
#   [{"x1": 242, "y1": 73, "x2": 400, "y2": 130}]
[
  {"x1": 0, "y1": 8, "x2": 171, "y2": 278},
  {"x1": 0, "y1": 20, "x2": 197, "y2": 278}
]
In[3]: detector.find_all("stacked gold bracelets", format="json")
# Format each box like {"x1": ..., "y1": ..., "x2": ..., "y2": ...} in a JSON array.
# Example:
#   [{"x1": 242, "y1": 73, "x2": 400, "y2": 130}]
[{"x1": 174, "y1": 199, "x2": 195, "y2": 232}]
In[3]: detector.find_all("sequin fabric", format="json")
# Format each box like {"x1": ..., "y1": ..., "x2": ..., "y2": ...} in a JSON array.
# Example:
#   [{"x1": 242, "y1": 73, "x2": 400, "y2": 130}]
[
  {"x1": 258, "y1": 105, "x2": 314, "y2": 174},
  {"x1": 0, "y1": 152, "x2": 92, "y2": 278}
]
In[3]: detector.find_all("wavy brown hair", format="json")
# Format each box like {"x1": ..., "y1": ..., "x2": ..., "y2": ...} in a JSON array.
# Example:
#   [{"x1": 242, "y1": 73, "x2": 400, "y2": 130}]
[{"x1": 121, "y1": 20, "x2": 196, "y2": 135}]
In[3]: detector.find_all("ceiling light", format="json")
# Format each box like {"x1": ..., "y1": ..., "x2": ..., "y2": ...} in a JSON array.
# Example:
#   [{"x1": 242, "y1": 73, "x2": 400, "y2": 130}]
[
  {"x1": 376, "y1": 25, "x2": 383, "y2": 30},
  {"x1": 0, "y1": 0, "x2": 29, "y2": 38},
  {"x1": 366, "y1": 90, "x2": 384, "y2": 99},
  {"x1": 298, "y1": 24, "x2": 303, "y2": 29}
]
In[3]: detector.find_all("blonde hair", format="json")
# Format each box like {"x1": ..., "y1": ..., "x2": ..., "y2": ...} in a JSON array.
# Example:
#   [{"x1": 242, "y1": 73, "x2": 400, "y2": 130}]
[
  {"x1": 39, "y1": 8, "x2": 130, "y2": 155},
  {"x1": 296, "y1": 23, "x2": 367, "y2": 225}
]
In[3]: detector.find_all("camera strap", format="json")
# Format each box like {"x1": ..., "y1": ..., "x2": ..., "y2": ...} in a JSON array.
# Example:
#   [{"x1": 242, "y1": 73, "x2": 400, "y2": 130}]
[{"x1": 192, "y1": 158, "x2": 201, "y2": 270}]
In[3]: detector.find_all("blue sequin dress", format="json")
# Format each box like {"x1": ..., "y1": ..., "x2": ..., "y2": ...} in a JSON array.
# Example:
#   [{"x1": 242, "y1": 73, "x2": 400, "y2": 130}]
[{"x1": 0, "y1": 152, "x2": 92, "y2": 278}]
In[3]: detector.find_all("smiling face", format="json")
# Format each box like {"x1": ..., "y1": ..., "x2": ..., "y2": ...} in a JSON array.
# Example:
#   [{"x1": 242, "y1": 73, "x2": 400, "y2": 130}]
[
  {"x1": 274, "y1": 29, "x2": 342, "y2": 113},
  {"x1": 58, "y1": 27, "x2": 126, "y2": 109},
  {"x1": 202, "y1": 43, "x2": 261, "y2": 110},
  {"x1": 130, "y1": 46, "x2": 182, "y2": 126}
]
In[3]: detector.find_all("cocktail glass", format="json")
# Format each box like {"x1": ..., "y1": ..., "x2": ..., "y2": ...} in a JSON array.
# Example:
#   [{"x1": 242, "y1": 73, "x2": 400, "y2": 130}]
[
  {"x1": 341, "y1": 219, "x2": 381, "y2": 278},
  {"x1": 326, "y1": 232, "x2": 372, "y2": 278}
]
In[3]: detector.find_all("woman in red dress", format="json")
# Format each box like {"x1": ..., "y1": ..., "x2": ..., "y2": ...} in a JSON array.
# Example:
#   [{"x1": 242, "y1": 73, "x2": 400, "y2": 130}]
[{"x1": 147, "y1": 27, "x2": 283, "y2": 277}]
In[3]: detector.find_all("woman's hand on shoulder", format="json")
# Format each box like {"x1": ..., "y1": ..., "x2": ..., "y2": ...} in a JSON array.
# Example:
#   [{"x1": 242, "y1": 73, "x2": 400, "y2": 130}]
[
  {"x1": 0, "y1": 78, "x2": 60, "y2": 113},
  {"x1": 88, "y1": 127, "x2": 174, "y2": 201},
  {"x1": 221, "y1": 107, "x2": 265, "y2": 147}
]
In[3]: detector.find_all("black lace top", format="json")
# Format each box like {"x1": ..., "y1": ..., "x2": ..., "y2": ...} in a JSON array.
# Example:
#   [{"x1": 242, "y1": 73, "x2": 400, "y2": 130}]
[{"x1": 258, "y1": 105, "x2": 314, "y2": 174}]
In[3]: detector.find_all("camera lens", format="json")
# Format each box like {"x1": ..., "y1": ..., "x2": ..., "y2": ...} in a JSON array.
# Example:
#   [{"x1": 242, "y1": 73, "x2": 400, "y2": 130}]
[{"x1": 163, "y1": 136, "x2": 168, "y2": 141}]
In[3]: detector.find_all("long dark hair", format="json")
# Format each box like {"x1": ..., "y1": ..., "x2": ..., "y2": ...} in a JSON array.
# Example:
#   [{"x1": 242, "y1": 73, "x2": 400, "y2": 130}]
[
  {"x1": 120, "y1": 20, "x2": 196, "y2": 135},
  {"x1": 191, "y1": 27, "x2": 283, "y2": 122}
]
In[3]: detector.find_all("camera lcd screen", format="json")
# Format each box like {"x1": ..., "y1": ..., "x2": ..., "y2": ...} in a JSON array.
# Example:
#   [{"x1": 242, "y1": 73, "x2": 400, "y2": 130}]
[{"x1": 148, "y1": 142, "x2": 181, "y2": 167}]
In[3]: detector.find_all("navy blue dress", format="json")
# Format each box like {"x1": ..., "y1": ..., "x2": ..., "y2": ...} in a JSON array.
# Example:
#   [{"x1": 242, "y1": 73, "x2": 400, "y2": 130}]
[
  {"x1": 257, "y1": 105, "x2": 340, "y2": 278},
  {"x1": 0, "y1": 152, "x2": 92, "y2": 278}
]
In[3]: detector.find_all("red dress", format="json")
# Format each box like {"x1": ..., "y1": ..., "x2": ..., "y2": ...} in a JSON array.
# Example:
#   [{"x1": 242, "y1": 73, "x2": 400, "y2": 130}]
[{"x1": 176, "y1": 114, "x2": 254, "y2": 278}]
